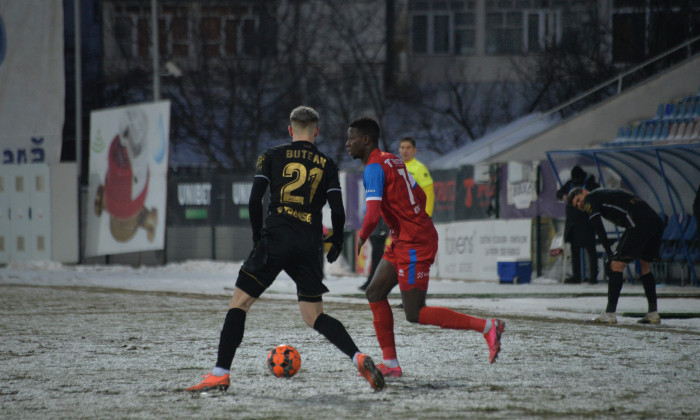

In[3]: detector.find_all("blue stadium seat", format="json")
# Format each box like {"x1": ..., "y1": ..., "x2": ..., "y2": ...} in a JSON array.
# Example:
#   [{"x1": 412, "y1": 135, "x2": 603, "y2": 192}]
[
  {"x1": 655, "y1": 103, "x2": 665, "y2": 120},
  {"x1": 630, "y1": 123, "x2": 641, "y2": 139},
  {"x1": 684, "y1": 97, "x2": 698, "y2": 119},
  {"x1": 647, "y1": 121, "x2": 660, "y2": 139},
  {"x1": 674, "y1": 215, "x2": 699, "y2": 285},
  {"x1": 663, "y1": 103, "x2": 678, "y2": 120},
  {"x1": 659, "y1": 120, "x2": 669, "y2": 139},
  {"x1": 659, "y1": 214, "x2": 684, "y2": 260}
]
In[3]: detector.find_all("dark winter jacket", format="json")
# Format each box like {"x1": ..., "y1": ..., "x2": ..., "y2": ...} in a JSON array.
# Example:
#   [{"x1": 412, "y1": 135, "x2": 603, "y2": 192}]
[{"x1": 556, "y1": 171, "x2": 600, "y2": 245}]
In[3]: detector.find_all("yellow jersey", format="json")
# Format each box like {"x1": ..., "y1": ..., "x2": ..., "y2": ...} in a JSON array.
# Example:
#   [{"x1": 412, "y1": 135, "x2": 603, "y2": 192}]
[{"x1": 404, "y1": 158, "x2": 434, "y2": 217}]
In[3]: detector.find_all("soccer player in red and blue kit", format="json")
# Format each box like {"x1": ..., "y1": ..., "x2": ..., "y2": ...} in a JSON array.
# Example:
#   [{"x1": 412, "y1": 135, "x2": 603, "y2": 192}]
[{"x1": 346, "y1": 117, "x2": 505, "y2": 377}]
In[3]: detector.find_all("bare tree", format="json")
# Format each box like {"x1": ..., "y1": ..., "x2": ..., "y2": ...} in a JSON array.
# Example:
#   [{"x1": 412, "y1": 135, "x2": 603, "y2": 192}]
[{"x1": 512, "y1": 5, "x2": 618, "y2": 117}]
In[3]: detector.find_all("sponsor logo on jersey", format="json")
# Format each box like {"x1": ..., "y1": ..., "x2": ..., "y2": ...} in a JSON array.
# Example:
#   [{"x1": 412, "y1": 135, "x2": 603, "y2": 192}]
[{"x1": 277, "y1": 205, "x2": 312, "y2": 223}]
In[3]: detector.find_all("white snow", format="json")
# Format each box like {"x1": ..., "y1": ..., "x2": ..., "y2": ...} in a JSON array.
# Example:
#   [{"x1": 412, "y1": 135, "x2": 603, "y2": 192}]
[{"x1": 2, "y1": 258, "x2": 698, "y2": 331}]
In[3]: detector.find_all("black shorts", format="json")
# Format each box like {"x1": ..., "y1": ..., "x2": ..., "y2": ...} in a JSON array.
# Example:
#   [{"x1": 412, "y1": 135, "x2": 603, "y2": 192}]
[
  {"x1": 236, "y1": 216, "x2": 328, "y2": 302},
  {"x1": 613, "y1": 216, "x2": 663, "y2": 263}
]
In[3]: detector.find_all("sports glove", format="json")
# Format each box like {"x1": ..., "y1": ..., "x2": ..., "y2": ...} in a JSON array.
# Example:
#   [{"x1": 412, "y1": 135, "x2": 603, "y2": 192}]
[{"x1": 324, "y1": 232, "x2": 344, "y2": 264}]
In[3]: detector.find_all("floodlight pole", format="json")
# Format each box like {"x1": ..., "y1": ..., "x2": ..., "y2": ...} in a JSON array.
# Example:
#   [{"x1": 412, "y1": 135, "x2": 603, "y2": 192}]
[
  {"x1": 152, "y1": 0, "x2": 160, "y2": 101},
  {"x1": 74, "y1": 0, "x2": 84, "y2": 263}
]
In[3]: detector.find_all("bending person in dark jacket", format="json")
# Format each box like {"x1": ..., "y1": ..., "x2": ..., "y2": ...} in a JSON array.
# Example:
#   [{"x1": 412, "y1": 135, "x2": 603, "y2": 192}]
[{"x1": 568, "y1": 188, "x2": 663, "y2": 325}]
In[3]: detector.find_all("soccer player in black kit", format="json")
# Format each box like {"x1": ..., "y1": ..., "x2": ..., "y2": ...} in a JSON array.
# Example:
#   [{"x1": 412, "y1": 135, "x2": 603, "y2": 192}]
[
  {"x1": 568, "y1": 187, "x2": 663, "y2": 325},
  {"x1": 187, "y1": 106, "x2": 384, "y2": 392}
]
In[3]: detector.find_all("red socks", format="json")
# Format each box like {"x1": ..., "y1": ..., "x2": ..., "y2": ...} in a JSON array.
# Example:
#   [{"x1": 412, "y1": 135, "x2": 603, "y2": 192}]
[
  {"x1": 369, "y1": 301, "x2": 487, "y2": 360},
  {"x1": 369, "y1": 300, "x2": 397, "y2": 360},
  {"x1": 418, "y1": 306, "x2": 486, "y2": 332}
]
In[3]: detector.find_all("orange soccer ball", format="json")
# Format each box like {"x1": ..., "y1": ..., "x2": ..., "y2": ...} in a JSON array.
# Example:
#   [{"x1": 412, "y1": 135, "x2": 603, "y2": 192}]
[{"x1": 267, "y1": 344, "x2": 302, "y2": 378}]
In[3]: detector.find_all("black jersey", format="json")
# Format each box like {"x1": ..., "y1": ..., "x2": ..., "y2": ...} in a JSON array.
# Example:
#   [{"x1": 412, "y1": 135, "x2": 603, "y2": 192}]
[
  {"x1": 254, "y1": 140, "x2": 340, "y2": 229},
  {"x1": 583, "y1": 188, "x2": 657, "y2": 228}
]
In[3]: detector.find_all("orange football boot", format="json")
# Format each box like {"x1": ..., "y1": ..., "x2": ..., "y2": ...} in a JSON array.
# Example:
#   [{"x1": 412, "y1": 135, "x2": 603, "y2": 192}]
[
  {"x1": 356, "y1": 354, "x2": 385, "y2": 391},
  {"x1": 186, "y1": 373, "x2": 230, "y2": 392}
]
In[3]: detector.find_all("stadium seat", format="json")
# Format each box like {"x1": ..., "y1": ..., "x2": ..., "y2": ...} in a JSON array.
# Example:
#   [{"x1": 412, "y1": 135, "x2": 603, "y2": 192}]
[
  {"x1": 655, "y1": 214, "x2": 687, "y2": 282},
  {"x1": 655, "y1": 103, "x2": 665, "y2": 120},
  {"x1": 663, "y1": 103, "x2": 677, "y2": 120},
  {"x1": 666, "y1": 122, "x2": 679, "y2": 140},
  {"x1": 659, "y1": 120, "x2": 670, "y2": 140},
  {"x1": 649, "y1": 122, "x2": 660, "y2": 141},
  {"x1": 673, "y1": 121, "x2": 687, "y2": 141},
  {"x1": 690, "y1": 121, "x2": 700, "y2": 140},
  {"x1": 630, "y1": 123, "x2": 641, "y2": 139},
  {"x1": 676, "y1": 100, "x2": 687, "y2": 119},
  {"x1": 613, "y1": 126, "x2": 628, "y2": 142},
  {"x1": 659, "y1": 214, "x2": 684, "y2": 258},
  {"x1": 674, "y1": 215, "x2": 699, "y2": 285},
  {"x1": 680, "y1": 121, "x2": 695, "y2": 141},
  {"x1": 693, "y1": 99, "x2": 700, "y2": 118},
  {"x1": 683, "y1": 97, "x2": 698, "y2": 119}
]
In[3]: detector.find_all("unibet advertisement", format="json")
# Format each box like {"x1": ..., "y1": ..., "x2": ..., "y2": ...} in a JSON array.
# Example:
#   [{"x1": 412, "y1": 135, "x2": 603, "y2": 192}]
[{"x1": 85, "y1": 101, "x2": 170, "y2": 257}]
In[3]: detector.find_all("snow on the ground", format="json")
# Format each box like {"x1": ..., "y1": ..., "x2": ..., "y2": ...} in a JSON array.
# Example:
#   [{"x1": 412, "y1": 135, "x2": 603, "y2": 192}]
[{"x1": 1, "y1": 259, "x2": 699, "y2": 330}]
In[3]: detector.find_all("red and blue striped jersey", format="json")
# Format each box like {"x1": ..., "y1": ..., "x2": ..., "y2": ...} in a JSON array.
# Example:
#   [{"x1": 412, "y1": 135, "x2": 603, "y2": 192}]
[{"x1": 361, "y1": 148, "x2": 437, "y2": 244}]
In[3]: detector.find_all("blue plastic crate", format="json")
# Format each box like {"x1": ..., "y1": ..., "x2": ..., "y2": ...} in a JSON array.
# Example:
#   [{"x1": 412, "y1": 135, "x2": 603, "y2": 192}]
[{"x1": 497, "y1": 259, "x2": 532, "y2": 284}]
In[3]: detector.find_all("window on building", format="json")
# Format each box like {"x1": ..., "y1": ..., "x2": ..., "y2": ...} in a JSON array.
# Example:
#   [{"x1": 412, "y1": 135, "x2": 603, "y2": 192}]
[
  {"x1": 612, "y1": 3, "x2": 700, "y2": 64},
  {"x1": 202, "y1": 8, "x2": 259, "y2": 58},
  {"x1": 242, "y1": 19, "x2": 256, "y2": 56},
  {"x1": 409, "y1": 0, "x2": 476, "y2": 55},
  {"x1": 485, "y1": 11, "x2": 522, "y2": 54},
  {"x1": 409, "y1": 0, "x2": 571, "y2": 56},
  {"x1": 412, "y1": 15, "x2": 428, "y2": 53},
  {"x1": 201, "y1": 17, "x2": 221, "y2": 58},
  {"x1": 111, "y1": 3, "x2": 264, "y2": 62},
  {"x1": 224, "y1": 19, "x2": 239, "y2": 56},
  {"x1": 114, "y1": 16, "x2": 134, "y2": 58},
  {"x1": 171, "y1": 17, "x2": 189, "y2": 58},
  {"x1": 455, "y1": 12, "x2": 476, "y2": 55},
  {"x1": 433, "y1": 15, "x2": 450, "y2": 53},
  {"x1": 524, "y1": 10, "x2": 561, "y2": 52},
  {"x1": 612, "y1": 11, "x2": 645, "y2": 63}
]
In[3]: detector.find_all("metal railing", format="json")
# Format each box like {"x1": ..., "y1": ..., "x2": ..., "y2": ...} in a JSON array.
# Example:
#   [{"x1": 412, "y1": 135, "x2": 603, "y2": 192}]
[
  {"x1": 475, "y1": 35, "x2": 700, "y2": 162},
  {"x1": 553, "y1": 34, "x2": 700, "y2": 117}
]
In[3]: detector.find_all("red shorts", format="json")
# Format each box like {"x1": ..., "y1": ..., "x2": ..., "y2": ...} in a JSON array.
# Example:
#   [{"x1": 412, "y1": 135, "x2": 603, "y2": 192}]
[{"x1": 383, "y1": 240, "x2": 437, "y2": 292}]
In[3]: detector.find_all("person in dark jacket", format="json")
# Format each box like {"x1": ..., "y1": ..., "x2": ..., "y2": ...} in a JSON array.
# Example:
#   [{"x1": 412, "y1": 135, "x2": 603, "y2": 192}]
[{"x1": 556, "y1": 166, "x2": 600, "y2": 284}]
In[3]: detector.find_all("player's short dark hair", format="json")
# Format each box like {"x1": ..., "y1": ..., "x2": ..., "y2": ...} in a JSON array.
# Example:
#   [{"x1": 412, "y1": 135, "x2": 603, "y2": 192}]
[
  {"x1": 290, "y1": 106, "x2": 319, "y2": 128},
  {"x1": 349, "y1": 117, "x2": 380, "y2": 144},
  {"x1": 567, "y1": 187, "x2": 584, "y2": 204},
  {"x1": 400, "y1": 137, "x2": 416, "y2": 147}
]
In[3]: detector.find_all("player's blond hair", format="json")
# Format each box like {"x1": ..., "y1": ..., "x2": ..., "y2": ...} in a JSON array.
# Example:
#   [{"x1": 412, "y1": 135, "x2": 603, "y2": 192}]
[{"x1": 290, "y1": 106, "x2": 319, "y2": 130}]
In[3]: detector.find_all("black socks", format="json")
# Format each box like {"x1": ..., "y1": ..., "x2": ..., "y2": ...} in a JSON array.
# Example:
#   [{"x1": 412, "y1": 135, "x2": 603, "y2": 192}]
[
  {"x1": 214, "y1": 309, "x2": 362, "y2": 368},
  {"x1": 216, "y1": 308, "x2": 247, "y2": 370},
  {"x1": 313, "y1": 313, "x2": 360, "y2": 359},
  {"x1": 606, "y1": 271, "x2": 624, "y2": 313},
  {"x1": 639, "y1": 272, "x2": 658, "y2": 313}
]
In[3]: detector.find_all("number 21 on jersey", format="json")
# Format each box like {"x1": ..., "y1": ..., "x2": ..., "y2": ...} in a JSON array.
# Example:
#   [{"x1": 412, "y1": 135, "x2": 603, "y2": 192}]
[{"x1": 281, "y1": 162, "x2": 323, "y2": 205}]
